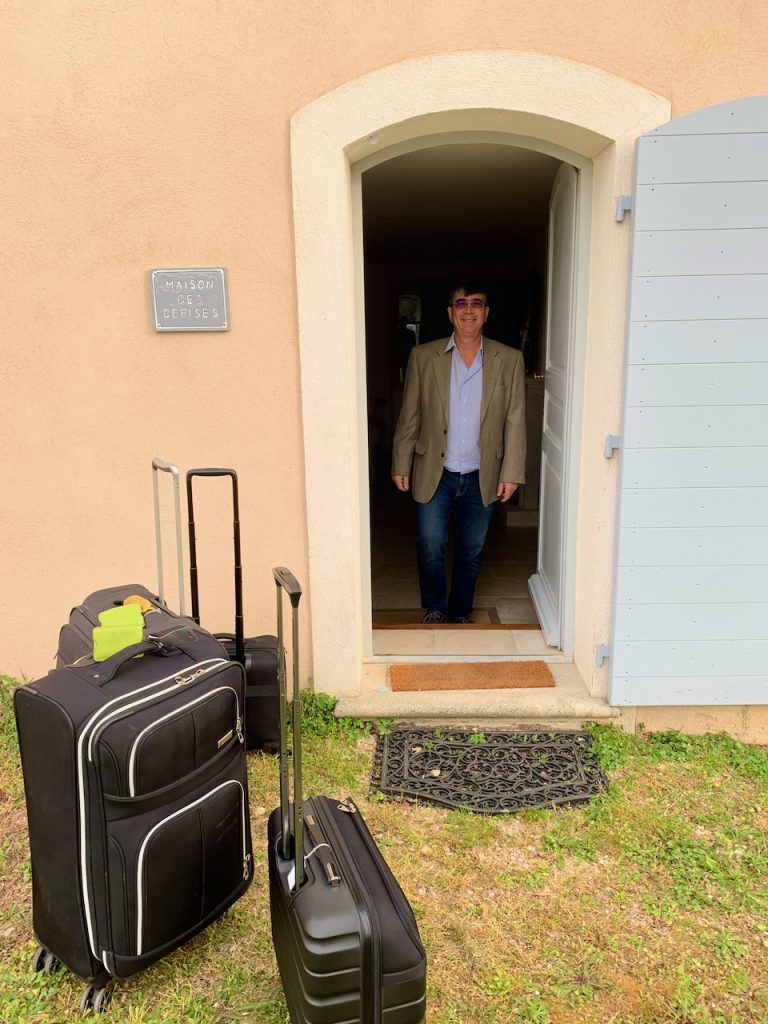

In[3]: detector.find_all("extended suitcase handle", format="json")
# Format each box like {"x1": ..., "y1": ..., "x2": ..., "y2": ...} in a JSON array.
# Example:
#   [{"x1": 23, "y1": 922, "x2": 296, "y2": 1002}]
[
  {"x1": 274, "y1": 567, "x2": 304, "y2": 887},
  {"x1": 186, "y1": 468, "x2": 244, "y2": 665},
  {"x1": 273, "y1": 567, "x2": 301, "y2": 606},
  {"x1": 152, "y1": 459, "x2": 186, "y2": 616}
]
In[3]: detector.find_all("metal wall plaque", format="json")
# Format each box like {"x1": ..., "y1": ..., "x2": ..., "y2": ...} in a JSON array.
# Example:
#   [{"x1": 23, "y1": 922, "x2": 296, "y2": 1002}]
[{"x1": 151, "y1": 268, "x2": 229, "y2": 331}]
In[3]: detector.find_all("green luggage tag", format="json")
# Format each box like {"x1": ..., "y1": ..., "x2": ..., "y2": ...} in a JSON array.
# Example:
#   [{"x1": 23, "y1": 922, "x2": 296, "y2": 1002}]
[{"x1": 93, "y1": 604, "x2": 145, "y2": 662}]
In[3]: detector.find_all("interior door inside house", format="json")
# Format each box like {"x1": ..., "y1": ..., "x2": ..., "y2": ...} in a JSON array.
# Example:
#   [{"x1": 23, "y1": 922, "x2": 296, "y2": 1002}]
[{"x1": 361, "y1": 141, "x2": 567, "y2": 655}]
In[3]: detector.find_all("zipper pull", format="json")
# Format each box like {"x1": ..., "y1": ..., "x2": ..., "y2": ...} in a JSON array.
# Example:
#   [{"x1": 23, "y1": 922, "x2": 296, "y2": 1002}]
[
  {"x1": 175, "y1": 667, "x2": 205, "y2": 686},
  {"x1": 236, "y1": 716, "x2": 244, "y2": 744},
  {"x1": 243, "y1": 853, "x2": 252, "y2": 880},
  {"x1": 338, "y1": 797, "x2": 357, "y2": 814}
]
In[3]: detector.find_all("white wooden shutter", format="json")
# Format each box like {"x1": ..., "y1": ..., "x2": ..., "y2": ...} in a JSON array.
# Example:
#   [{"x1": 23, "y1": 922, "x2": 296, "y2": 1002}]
[{"x1": 610, "y1": 95, "x2": 768, "y2": 707}]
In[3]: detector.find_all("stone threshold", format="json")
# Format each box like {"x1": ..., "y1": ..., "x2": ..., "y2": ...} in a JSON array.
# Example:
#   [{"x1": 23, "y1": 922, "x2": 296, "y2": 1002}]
[{"x1": 335, "y1": 661, "x2": 624, "y2": 731}]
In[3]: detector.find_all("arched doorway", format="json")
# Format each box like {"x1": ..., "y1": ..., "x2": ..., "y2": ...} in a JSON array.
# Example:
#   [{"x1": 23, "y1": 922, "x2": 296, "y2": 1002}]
[
  {"x1": 358, "y1": 138, "x2": 574, "y2": 657},
  {"x1": 290, "y1": 52, "x2": 670, "y2": 697}
]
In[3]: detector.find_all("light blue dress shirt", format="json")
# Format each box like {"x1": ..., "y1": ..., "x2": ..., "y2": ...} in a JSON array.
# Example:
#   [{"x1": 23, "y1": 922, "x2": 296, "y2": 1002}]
[{"x1": 443, "y1": 335, "x2": 483, "y2": 473}]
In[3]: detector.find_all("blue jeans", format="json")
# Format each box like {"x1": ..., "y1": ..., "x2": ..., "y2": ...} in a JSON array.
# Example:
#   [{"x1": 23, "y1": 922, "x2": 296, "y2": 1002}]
[{"x1": 416, "y1": 469, "x2": 497, "y2": 619}]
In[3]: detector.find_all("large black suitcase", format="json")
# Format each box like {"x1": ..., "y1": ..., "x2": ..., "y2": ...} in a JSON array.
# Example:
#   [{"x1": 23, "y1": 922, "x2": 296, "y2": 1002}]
[
  {"x1": 268, "y1": 567, "x2": 427, "y2": 1024},
  {"x1": 186, "y1": 468, "x2": 280, "y2": 753},
  {"x1": 56, "y1": 459, "x2": 203, "y2": 669},
  {"x1": 15, "y1": 631, "x2": 253, "y2": 1013}
]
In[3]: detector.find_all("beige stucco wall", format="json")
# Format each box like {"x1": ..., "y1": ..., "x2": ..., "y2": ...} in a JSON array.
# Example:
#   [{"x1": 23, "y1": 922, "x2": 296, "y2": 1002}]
[{"x1": 3, "y1": 1, "x2": 768, "y2": 691}]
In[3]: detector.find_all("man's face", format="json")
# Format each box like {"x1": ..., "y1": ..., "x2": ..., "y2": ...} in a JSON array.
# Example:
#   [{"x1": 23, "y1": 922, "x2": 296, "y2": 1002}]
[{"x1": 447, "y1": 291, "x2": 489, "y2": 336}]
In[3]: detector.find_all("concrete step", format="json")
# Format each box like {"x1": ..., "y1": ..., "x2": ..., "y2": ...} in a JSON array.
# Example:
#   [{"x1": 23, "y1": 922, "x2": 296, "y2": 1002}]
[{"x1": 335, "y1": 661, "x2": 623, "y2": 731}]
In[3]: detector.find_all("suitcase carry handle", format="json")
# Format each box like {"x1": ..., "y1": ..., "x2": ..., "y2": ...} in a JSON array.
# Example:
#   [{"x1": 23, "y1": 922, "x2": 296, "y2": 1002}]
[
  {"x1": 273, "y1": 566, "x2": 303, "y2": 887},
  {"x1": 151, "y1": 458, "x2": 187, "y2": 616},
  {"x1": 186, "y1": 468, "x2": 245, "y2": 665},
  {"x1": 81, "y1": 639, "x2": 165, "y2": 683}
]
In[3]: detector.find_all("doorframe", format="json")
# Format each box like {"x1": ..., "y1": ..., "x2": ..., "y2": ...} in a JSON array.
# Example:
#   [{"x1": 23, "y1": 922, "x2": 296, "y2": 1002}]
[
  {"x1": 289, "y1": 51, "x2": 670, "y2": 698},
  {"x1": 353, "y1": 134, "x2": 592, "y2": 660}
]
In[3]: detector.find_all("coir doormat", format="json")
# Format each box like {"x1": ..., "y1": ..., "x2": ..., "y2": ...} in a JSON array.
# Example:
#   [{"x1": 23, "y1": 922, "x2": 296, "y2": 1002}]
[
  {"x1": 389, "y1": 661, "x2": 555, "y2": 691},
  {"x1": 371, "y1": 727, "x2": 608, "y2": 813},
  {"x1": 373, "y1": 607, "x2": 502, "y2": 627}
]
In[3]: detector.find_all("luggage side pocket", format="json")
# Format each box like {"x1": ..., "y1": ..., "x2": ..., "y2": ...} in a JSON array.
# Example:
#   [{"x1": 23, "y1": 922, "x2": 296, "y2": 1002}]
[
  {"x1": 104, "y1": 768, "x2": 251, "y2": 969},
  {"x1": 128, "y1": 687, "x2": 241, "y2": 797},
  {"x1": 136, "y1": 778, "x2": 250, "y2": 955}
]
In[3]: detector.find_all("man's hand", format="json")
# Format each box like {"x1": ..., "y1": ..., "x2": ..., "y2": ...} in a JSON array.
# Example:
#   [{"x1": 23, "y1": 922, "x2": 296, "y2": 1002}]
[
  {"x1": 392, "y1": 475, "x2": 410, "y2": 492},
  {"x1": 497, "y1": 482, "x2": 519, "y2": 503}
]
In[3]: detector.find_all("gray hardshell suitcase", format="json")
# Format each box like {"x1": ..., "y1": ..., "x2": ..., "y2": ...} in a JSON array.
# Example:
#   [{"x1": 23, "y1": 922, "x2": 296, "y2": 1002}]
[{"x1": 267, "y1": 568, "x2": 427, "y2": 1024}]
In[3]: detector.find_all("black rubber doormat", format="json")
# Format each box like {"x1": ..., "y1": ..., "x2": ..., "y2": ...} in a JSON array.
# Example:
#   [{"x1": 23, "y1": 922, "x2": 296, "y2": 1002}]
[{"x1": 371, "y1": 727, "x2": 608, "y2": 813}]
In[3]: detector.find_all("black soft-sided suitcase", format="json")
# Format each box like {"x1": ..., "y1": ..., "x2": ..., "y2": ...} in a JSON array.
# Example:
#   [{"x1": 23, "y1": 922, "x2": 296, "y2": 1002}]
[
  {"x1": 56, "y1": 459, "x2": 204, "y2": 669},
  {"x1": 186, "y1": 468, "x2": 280, "y2": 753},
  {"x1": 268, "y1": 567, "x2": 427, "y2": 1024},
  {"x1": 15, "y1": 631, "x2": 253, "y2": 1013},
  {"x1": 55, "y1": 582, "x2": 206, "y2": 668}
]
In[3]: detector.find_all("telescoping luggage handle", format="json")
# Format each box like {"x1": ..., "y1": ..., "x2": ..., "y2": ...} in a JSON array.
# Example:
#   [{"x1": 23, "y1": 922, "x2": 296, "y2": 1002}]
[
  {"x1": 185, "y1": 468, "x2": 245, "y2": 666},
  {"x1": 273, "y1": 566, "x2": 304, "y2": 889},
  {"x1": 152, "y1": 458, "x2": 187, "y2": 616}
]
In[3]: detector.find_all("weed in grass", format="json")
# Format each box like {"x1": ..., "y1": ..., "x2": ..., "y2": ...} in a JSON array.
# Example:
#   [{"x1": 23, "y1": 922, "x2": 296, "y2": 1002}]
[
  {"x1": 725, "y1": 966, "x2": 751, "y2": 993},
  {"x1": 583, "y1": 721, "x2": 640, "y2": 772},
  {"x1": 714, "y1": 929, "x2": 748, "y2": 959},
  {"x1": 548, "y1": 945, "x2": 612, "y2": 1008},
  {"x1": 298, "y1": 688, "x2": 338, "y2": 737},
  {"x1": 541, "y1": 818, "x2": 598, "y2": 864},
  {"x1": 642, "y1": 730, "x2": 768, "y2": 784},
  {"x1": 500, "y1": 863, "x2": 552, "y2": 890},
  {"x1": 0, "y1": 677, "x2": 20, "y2": 754},
  {"x1": 302, "y1": 734, "x2": 370, "y2": 793},
  {"x1": 516, "y1": 994, "x2": 551, "y2": 1023},
  {"x1": 444, "y1": 807, "x2": 497, "y2": 850},
  {"x1": 671, "y1": 959, "x2": 706, "y2": 1019},
  {"x1": 486, "y1": 961, "x2": 514, "y2": 998},
  {"x1": 300, "y1": 687, "x2": 375, "y2": 744}
]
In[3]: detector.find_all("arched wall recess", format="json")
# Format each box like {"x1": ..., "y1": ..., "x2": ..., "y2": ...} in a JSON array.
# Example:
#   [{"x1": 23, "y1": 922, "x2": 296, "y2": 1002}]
[{"x1": 290, "y1": 51, "x2": 670, "y2": 696}]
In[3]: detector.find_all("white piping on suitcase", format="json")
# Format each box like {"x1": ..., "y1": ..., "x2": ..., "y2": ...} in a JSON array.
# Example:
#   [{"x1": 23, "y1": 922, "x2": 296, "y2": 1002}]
[
  {"x1": 86, "y1": 659, "x2": 229, "y2": 762},
  {"x1": 76, "y1": 657, "x2": 229, "y2": 964},
  {"x1": 127, "y1": 686, "x2": 242, "y2": 796},
  {"x1": 134, "y1": 779, "x2": 249, "y2": 956}
]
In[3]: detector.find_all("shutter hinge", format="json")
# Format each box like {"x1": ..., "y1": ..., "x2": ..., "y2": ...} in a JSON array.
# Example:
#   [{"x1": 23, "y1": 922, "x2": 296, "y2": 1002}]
[
  {"x1": 596, "y1": 644, "x2": 611, "y2": 667},
  {"x1": 604, "y1": 434, "x2": 621, "y2": 458},
  {"x1": 615, "y1": 195, "x2": 633, "y2": 222}
]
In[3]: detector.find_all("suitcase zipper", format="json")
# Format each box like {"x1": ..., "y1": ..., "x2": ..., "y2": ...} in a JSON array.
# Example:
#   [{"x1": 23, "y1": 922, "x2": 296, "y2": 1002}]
[
  {"x1": 312, "y1": 798, "x2": 382, "y2": 1024},
  {"x1": 57, "y1": 619, "x2": 96, "y2": 665},
  {"x1": 77, "y1": 657, "x2": 230, "y2": 963},
  {"x1": 85, "y1": 659, "x2": 229, "y2": 763},
  {"x1": 126, "y1": 686, "x2": 243, "y2": 796},
  {"x1": 341, "y1": 798, "x2": 424, "y2": 954},
  {"x1": 134, "y1": 779, "x2": 251, "y2": 956}
]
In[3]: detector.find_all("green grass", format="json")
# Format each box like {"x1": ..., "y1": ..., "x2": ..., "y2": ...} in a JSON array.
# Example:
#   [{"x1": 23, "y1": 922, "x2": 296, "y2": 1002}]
[{"x1": 1, "y1": 682, "x2": 767, "y2": 1022}]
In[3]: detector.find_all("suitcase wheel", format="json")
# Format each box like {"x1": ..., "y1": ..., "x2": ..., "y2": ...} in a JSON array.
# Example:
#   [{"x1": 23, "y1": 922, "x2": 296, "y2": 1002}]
[
  {"x1": 79, "y1": 984, "x2": 113, "y2": 1014},
  {"x1": 31, "y1": 946, "x2": 60, "y2": 975}
]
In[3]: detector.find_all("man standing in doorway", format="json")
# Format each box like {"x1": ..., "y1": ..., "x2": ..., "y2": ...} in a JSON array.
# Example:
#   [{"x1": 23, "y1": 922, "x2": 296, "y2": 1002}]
[{"x1": 391, "y1": 281, "x2": 526, "y2": 624}]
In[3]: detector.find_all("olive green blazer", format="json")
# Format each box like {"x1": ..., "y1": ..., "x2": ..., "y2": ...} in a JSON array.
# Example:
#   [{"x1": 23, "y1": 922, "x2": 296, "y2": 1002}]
[{"x1": 391, "y1": 337, "x2": 527, "y2": 506}]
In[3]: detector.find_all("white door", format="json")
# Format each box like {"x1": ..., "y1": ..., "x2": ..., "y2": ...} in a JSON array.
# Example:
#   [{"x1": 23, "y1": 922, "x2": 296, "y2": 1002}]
[
  {"x1": 610, "y1": 95, "x2": 768, "y2": 706},
  {"x1": 529, "y1": 162, "x2": 578, "y2": 647}
]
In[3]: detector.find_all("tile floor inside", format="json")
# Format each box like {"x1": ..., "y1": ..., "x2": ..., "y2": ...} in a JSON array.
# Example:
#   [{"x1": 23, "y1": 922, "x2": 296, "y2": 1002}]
[{"x1": 369, "y1": 484, "x2": 554, "y2": 658}]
